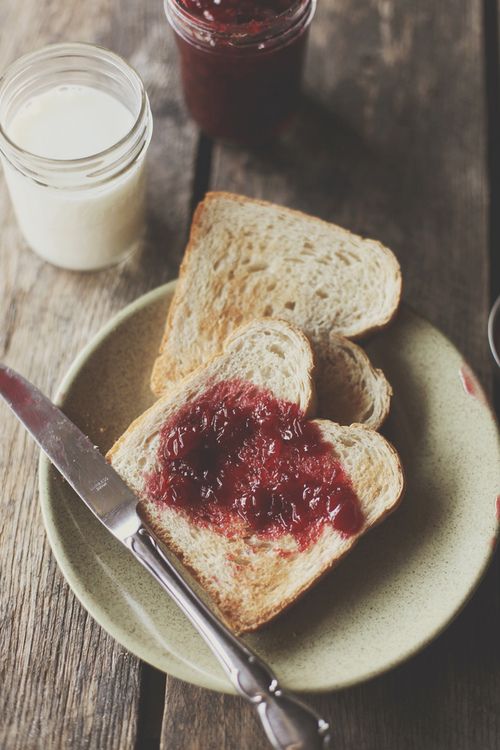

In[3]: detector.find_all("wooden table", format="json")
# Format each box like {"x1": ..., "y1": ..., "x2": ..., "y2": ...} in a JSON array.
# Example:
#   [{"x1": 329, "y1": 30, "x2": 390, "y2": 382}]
[{"x1": 1, "y1": 1, "x2": 499, "y2": 748}]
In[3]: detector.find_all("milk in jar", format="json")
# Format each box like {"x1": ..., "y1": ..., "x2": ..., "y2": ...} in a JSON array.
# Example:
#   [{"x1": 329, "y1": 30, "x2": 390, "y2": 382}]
[{"x1": 0, "y1": 43, "x2": 153, "y2": 270}]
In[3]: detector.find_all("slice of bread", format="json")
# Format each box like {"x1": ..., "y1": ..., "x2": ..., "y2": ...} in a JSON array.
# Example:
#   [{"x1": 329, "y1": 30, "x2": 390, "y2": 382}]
[
  {"x1": 108, "y1": 319, "x2": 404, "y2": 633},
  {"x1": 151, "y1": 192, "x2": 402, "y2": 398},
  {"x1": 314, "y1": 333, "x2": 392, "y2": 428}
]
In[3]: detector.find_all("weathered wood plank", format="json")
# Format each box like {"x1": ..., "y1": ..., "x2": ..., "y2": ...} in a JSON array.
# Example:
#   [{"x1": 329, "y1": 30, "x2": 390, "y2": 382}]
[
  {"x1": 159, "y1": 0, "x2": 499, "y2": 748},
  {"x1": 0, "y1": 0, "x2": 197, "y2": 748},
  {"x1": 160, "y1": 683, "x2": 265, "y2": 750},
  {"x1": 211, "y1": 0, "x2": 490, "y2": 386},
  {"x1": 2, "y1": 0, "x2": 497, "y2": 747}
]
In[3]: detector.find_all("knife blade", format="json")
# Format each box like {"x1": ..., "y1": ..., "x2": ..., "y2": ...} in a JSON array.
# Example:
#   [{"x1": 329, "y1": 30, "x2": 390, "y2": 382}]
[
  {"x1": 0, "y1": 362, "x2": 331, "y2": 750},
  {"x1": 0, "y1": 363, "x2": 141, "y2": 541}
]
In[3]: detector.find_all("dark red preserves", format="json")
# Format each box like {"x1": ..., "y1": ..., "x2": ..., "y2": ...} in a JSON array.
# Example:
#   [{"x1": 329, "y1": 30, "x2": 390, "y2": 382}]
[
  {"x1": 165, "y1": 0, "x2": 315, "y2": 143},
  {"x1": 178, "y1": 0, "x2": 297, "y2": 25},
  {"x1": 145, "y1": 379, "x2": 364, "y2": 550}
]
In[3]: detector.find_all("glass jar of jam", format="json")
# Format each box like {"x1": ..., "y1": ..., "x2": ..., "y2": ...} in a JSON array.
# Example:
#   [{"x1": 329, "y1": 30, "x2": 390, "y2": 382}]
[{"x1": 164, "y1": 0, "x2": 316, "y2": 143}]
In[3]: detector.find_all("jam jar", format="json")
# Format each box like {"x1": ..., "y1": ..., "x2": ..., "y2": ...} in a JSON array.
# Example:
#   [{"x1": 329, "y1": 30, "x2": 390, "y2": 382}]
[{"x1": 164, "y1": 0, "x2": 316, "y2": 143}]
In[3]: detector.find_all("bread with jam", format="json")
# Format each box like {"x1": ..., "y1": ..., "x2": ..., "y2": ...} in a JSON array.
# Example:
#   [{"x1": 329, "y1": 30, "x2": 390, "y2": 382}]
[{"x1": 108, "y1": 319, "x2": 404, "y2": 633}]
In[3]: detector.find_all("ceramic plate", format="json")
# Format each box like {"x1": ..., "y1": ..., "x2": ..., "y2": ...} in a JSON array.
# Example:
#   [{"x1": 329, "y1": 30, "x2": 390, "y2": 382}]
[{"x1": 39, "y1": 282, "x2": 500, "y2": 693}]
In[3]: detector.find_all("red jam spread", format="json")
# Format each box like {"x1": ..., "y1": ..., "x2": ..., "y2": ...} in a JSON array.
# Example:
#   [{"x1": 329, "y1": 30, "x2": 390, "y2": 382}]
[
  {"x1": 169, "y1": 0, "x2": 313, "y2": 142},
  {"x1": 145, "y1": 380, "x2": 363, "y2": 550},
  {"x1": 178, "y1": 0, "x2": 295, "y2": 25}
]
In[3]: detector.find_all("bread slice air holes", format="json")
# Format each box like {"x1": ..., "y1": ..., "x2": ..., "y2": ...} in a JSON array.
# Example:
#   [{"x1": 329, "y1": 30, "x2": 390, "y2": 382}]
[{"x1": 150, "y1": 192, "x2": 401, "y2": 398}]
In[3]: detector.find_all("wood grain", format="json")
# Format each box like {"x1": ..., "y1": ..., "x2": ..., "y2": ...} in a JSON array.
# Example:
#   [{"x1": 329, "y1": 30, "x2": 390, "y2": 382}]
[
  {"x1": 161, "y1": 683, "x2": 266, "y2": 750},
  {"x1": 1, "y1": 0, "x2": 498, "y2": 748},
  {"x1": 159, "y1": 0, "x2": 500, "y2": 749},
  {"x1": 0, "y1": 1, "x2": 197, "y2": 748},
  {"x1": 211, "y1": 0, "x2": 491, "y2": 385}
]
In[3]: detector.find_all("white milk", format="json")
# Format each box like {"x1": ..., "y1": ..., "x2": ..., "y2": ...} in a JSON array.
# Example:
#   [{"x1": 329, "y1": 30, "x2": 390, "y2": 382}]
[
  {"x1": 8, "y1": 86, "x2": 136, "y2": 159},
  {"x1": 2, "y1": 84, "x2": 149, "y2": 270}
]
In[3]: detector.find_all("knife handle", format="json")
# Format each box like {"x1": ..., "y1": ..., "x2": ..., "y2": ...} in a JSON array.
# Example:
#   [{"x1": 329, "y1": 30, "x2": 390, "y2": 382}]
[{"x1": 126, "y1": 525, "x2": 331, "y2": 750}]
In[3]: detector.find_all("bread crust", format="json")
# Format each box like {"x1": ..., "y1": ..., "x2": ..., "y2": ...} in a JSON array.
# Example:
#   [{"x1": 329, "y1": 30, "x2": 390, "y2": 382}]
[{"x1": 313, "y1": 332, "x2": 392, "y2": 429}]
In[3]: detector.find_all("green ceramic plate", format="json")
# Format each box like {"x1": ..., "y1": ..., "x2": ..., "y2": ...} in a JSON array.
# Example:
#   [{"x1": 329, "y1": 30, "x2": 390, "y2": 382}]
[{"x1": 39, "y1": 282, "x2": 500, "y2": 693}]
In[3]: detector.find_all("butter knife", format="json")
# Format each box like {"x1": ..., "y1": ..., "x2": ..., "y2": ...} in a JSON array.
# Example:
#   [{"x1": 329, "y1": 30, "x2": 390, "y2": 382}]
[{"x1": 0, "y1": 363, "x2": 331, "y2": 750}]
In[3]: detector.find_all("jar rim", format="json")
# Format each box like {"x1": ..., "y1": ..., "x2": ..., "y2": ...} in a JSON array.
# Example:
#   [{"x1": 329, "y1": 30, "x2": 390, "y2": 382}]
[
  {"x1": 0, "y1": 42, "x2": 152, "y2": 188},
  {"x1": 165, "y1": 0, "x2": 316, "y2": 50}
]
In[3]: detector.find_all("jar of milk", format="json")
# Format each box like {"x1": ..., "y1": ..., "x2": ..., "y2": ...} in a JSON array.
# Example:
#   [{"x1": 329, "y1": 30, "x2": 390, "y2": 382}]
[{"x1": 0, "y1": 43, "x2": 153, "y2": 271}]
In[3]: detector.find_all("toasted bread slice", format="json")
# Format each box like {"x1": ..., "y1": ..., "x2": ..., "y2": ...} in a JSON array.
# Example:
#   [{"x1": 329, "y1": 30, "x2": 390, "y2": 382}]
[
  {"x1": 151, "y1": 192, "x2": 402, "y2": 397},
  {"x1": 108, "y1": 320, "x2": 403, "y2": 633},
  {"x1": 314, "y1": 333, "x2": 392, "y2": 428}
]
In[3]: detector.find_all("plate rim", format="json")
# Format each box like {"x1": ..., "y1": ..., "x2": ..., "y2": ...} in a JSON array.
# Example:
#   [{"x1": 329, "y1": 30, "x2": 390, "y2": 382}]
[{"x1": 39, "y1": 282, "x2": 500, "y2": 693}]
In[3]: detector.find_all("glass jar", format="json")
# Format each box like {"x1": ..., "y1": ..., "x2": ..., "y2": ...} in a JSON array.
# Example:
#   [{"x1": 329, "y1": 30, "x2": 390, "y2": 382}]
[
  {"x1": 165, "y1": 0, "x2": 316, "y2": 143},
  {"x1": 0, "y1": 42, "x2": 153, "y2": 271}
]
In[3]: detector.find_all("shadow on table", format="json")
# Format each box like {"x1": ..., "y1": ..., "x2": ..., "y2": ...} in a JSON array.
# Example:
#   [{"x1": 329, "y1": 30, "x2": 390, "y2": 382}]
[
  {"x1": 219, "y1": 94, "x2": 500, "y2": 749},
  {"x1": 223, "y1": 92, "x2": 412, "y2": 244},
  {"x1": 310, "y1": 551, "x2": 500, "y2": 750}
]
